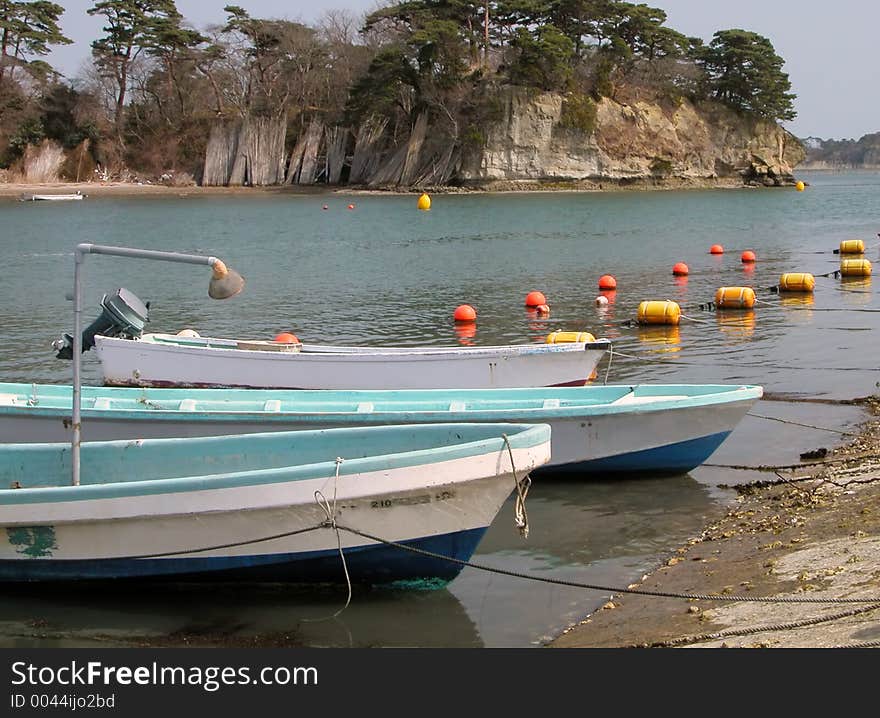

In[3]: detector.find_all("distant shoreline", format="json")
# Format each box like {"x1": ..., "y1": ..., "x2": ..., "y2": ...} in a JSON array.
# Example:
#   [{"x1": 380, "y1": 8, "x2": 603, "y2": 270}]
[{"x1": 0, "y1": 173, "x2": 811, "y2": 199}]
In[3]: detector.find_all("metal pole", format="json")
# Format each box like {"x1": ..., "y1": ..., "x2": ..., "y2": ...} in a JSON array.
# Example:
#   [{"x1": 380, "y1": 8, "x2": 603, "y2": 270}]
[{"x1": 70, "y1": 244, "x2": 226, "y2": 487}]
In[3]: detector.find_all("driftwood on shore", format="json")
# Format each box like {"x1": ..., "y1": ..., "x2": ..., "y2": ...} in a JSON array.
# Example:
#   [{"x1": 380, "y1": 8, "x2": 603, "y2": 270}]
[
  {"x1": 324, "y1": 126, "x2": 348, "y2": 185},
  {"x1": 369, "y1": 112, "x2": 429, "y2": 187},
  {"x1": 349, "y1": 117, "x2": 388, "y2": 185},
  {"x1": 202, "y1": 121, "x2": 240, "y2": 186},
  {"x1": 203, "y1": 116, "x2": 287, "y2": 186}
]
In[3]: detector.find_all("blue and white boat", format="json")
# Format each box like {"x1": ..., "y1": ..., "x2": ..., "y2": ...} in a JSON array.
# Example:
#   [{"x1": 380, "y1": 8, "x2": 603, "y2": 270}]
[
  {"x1": 0, "y1": 382, "x2": 762, "y2": 475},
  {"x1": 0, "y1": 422, "x2": 551, "y2": 584}
]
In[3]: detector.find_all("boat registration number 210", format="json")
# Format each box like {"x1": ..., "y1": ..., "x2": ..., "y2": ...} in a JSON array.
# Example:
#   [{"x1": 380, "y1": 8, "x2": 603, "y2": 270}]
[{"x1": 371, "y1": 491, "x2": 455, "y2": 509}]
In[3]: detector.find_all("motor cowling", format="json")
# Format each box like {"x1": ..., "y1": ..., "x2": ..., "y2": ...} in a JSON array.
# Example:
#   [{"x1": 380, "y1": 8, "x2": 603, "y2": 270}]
[{"x1": 54, "y1": 287, "x2": 149, "y2": 359}]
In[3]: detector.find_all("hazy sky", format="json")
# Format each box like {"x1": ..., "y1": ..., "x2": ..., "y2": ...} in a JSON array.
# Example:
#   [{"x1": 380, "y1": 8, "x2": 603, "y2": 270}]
[{"x1": 46, "y1": 1, "x2": 878, "y2": 140}]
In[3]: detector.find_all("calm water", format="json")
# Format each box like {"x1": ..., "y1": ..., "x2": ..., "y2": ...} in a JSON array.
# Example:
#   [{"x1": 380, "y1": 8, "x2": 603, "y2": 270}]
[{"x1": 0, "y1": 171, "x2": 878, "y2": 646}]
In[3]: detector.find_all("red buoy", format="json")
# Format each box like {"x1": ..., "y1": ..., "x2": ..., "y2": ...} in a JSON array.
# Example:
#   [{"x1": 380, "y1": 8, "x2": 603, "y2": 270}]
[
  {"x1": 525, "y1": 291, "x2": 547, "y2": 307},
  {"x1": 274, "y1": 332, "x2": 299, "y2": 343},
  {"x1": 347, "y1": 203, "x2": 355, "y2": 210},
  {"x1": 709, "y1": 244, "x2": 724, "y2": 254},
  {"x1": 598, "y1": 274, "x2": 617, "y2": 290},
  {"x1": 453, "y1": 304, "x2": 477, "y2": 323},
  {"x1": 672, "y1": 262, "x2": 689, "y2": 276},
  {"x1": 741, "y1": 250, "x2": 756, "y2": 263}
]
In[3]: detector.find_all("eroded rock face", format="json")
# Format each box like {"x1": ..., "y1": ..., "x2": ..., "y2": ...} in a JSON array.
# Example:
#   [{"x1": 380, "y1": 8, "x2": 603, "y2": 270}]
[{"x1": 459, "y1": 87, "x2": 805, "y2": 188}]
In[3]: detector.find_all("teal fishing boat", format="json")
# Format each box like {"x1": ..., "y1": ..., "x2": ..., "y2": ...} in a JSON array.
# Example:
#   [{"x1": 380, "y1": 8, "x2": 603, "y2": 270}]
[
  {"x1": 0, "y1": 382, "x2": 761, "y2": 475},
  {"x1": 0, "y1": 422, "x2": 550, "y2": 583}
]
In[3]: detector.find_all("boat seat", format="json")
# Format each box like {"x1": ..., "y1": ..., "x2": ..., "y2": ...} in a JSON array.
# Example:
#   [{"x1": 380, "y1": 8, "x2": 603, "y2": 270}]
[
  {"x1": 263, "y1": 400, "x2": 281, "y2": 412},
  {"x1": 93, "y1": 398, "x2": 111, "y2": 410},
  {"x1": 357, "y1": 402, "x2": 374, "y2": 413},
  {"x1": 178, "y1": 399, "x2": 197, "y2": 411},
  {"x1": 542, "y1": 398, "x2": 560, "y2": 409},
  {"x1": 449, "y1": 401, "x2": 466, "y2": 412}
]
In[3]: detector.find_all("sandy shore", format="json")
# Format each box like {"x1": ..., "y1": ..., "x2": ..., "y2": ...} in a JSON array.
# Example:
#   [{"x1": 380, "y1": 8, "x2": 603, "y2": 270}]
[
  {"x1": 550, "y1": 398, "x2": 880, "y2": 648},
  {"x1": 0, "y1": 181, "x2": 338, "y2": 198}
]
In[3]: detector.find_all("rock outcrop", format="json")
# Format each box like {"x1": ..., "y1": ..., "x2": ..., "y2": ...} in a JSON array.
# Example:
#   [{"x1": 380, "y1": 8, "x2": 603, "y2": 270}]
[{"x1": 459, "y1": 87, "x2": 805, "y2": 189}]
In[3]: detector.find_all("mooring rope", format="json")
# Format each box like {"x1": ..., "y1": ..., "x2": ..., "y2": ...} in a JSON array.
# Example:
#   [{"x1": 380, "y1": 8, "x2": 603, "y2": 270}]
[
  {"x1": 502, "y1": 434, "x2": 530, "y2": 539},
  {"x1": 307, "y1": 456, "x2": 352, "y2": 621},
  {"x1": 330, "y1": 524, "x2": 880, "y2": 604},
  {"x1": 746, "y1": 412, "x2": 859, "y2": 436},
  {"x1": 631, "y1": 602, "x2": 880, "y2": 648}
]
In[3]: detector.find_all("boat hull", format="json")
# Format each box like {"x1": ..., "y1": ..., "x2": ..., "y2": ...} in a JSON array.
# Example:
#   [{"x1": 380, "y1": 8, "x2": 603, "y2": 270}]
[
  {"x1": 0, "y1": 424, "x2": 550, "y2": 583},
  {"x1": 0, "y1": 383, "x2": 761, "y2": 475},
  {"x1": 93, "y1": 334, "x2": 610, "y2": 390}
]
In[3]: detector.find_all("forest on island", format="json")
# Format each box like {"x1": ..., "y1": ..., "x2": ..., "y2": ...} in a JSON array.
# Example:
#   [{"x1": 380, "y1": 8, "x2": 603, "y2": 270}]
[{"x1": 0, "y1": 0, "x2": 797, "y2": 186}]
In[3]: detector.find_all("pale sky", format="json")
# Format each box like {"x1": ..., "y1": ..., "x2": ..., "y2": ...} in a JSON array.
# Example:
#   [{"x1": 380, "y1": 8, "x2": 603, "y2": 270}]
[{"x1": 45, "y1": 1, "x2": 878, "y2": 140}]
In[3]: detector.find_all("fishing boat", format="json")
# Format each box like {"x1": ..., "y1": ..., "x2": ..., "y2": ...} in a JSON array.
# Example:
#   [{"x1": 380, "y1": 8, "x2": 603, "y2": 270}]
[
  {"x1": 22, "y1": 191, "x2": 85, "y2": 201},
  {"x1": 0, "y1": 422, "x2": 550, "y2": 583},
  {"x1": 0, "y1": 382, "x2": 762, "y2": 475},
  {"x1": 91, "y1": 332, "x2": 612, "y2": 390}
]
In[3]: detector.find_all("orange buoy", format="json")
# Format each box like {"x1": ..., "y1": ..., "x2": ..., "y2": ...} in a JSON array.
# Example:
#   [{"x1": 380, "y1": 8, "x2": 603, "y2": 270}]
[
  {"x1": 598, "y1": 274, "x2": 617, "y2": 290},
  {"x1": 672, "y1": 262, "x2": 689, "y2": 276},
  {"x1": 779, "y1": 273, "x2": 816, "y2": 292},
  {"x1": 709, "y1": 244, "x2": 724, "y2": 255},
  {"x1": 536, "y1": 304, "x2": 550, "y2": 315},
  {"x1": 347, "y1": 203, "x2": 355, "y2": 210},
  {"x1": 637, "y1": 300, "x2": 681, "y2": 326},
  {"x1": 715, "y1": 287, "x2": 756, "y2": 309},
  {"x1": 741, "y1": 250, "x2": 756, "y2": 263},
  {"x1": 546, "y1": 331, "x2": 596, "y2": 344},
  {"x1": 453, "y1": 304, "x2": 477, "y2": 322},
  {"x1": 274, "y1": 332, "x2": 299, "y2": 343},
  {"x1": 525, "y1": 291, "x2": 547, "y2": 307}
]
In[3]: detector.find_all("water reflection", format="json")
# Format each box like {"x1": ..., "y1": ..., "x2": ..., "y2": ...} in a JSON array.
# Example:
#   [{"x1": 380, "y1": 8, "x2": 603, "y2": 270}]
[
  {"x1": 0, "y1": 581, "x2": 481, "y2": 649},
  {"x1": 636, "y1": 324, "x2": 681, "y2": 352},
  {"x1": 716, "y1": 309, "x2": 756, "y2": 340}
]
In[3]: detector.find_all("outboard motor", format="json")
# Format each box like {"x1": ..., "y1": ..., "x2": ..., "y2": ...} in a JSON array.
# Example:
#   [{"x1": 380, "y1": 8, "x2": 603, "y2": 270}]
[{"x1": 54, "y1": 287, "x2": 150, "y2": 359}]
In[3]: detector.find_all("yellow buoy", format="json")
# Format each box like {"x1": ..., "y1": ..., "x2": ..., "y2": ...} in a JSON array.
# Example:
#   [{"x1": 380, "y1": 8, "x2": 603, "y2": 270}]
[
  {"x1": 637, "y1": 300, "x2": 681, "y2": 326},
  {"x1": 417, "y1": 193, "x2": 431, "y2": 211},
  {"x1": 714, "y1": 287, "x2": 756, "y2": 309},
  {"x1": 839, "y1": 239, "x2": 865, "y2": 254},
  {"x1": 778, "y1": 273, "x2": 815, "y2": 292},
  {"x1": 795, "y1": 180, "x2": 805, "y2": 192},
  {"x1": 545, "y1": 331, "x2": 596, "y2": 344},
  {"x1": 840, "y1": 258, "x2": 872, "y2": 277}
]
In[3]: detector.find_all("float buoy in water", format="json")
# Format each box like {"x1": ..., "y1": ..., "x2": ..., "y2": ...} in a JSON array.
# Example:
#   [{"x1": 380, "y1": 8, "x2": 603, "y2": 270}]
[
  {"x1": 598, "y1": 275, "x2": 617, "y2": 290},
  {"x1": 546, "y1": 331, "x2": 596, "y2": 344},
  {"x1": 637, "y1": 300, "x2": 681, "y2": 325},
  {"x1": 795, "y1": 181, "x2": 805, "y2": 191},
  {"x1": 741, "y1": 250, "x2": 756, "y2": 263},
  {"x1": 274, "y1": 332, "x2": 299, "y2": 343},
  {"x1": 709, "y1": 244, "x2": 724, "y2": 255},
  {"x1": 779, "y1": 273, "x2": 816, "y2": 292},
  {"x1": 524, "y1": 291, "x2": 547, "y2": 307},
  {"x1": 840, "y1": 258, "x2": 872, "y2": 277},
  {"x1": 453, "y1": 304, "x2": 477, "y2": 322},
  {"x1": 839, "y1": 239, "x2": 865, "y2": 254},
  {"x1": 417, "y1": 193, "x2": 431, "y2": 211},
  {"x1": 672, "y1": 262, "x2": 689, "y2": 276},
  {"x1": 715, "y1": 287, "x2": 756, "y2": 309}
]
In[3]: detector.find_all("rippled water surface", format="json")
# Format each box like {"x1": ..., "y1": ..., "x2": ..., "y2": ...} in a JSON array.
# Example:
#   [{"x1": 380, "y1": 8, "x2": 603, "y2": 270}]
[{"x1": 0, "y1": 171, "x2": 878, "y2": 646}]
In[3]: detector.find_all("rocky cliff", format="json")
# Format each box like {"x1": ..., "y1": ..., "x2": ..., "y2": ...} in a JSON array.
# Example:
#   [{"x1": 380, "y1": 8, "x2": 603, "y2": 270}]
[{"x1": 459, "y1": 87, "x2": 805, "y2": 189}]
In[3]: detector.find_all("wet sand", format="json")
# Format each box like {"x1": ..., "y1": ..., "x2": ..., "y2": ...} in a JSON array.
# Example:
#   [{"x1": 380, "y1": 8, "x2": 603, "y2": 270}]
[{"x1": 550, "y1": 398, "x2": 880, "y2": 648}]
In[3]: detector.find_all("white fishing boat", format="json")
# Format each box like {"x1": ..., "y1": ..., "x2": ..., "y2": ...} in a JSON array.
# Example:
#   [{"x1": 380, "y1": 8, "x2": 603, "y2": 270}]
[
  {"x1": 0, "y1": 422, "x2": 550, "y2": 583},
  {"x1": 0, "y1": 382, "x2": 762, "y2": 475},
  {"x1": 22, "y1": 191, "x2": 86, "y2": 201},
  {"x1": 91, "y1": 332, "x2": 612, "y2": 390}
]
